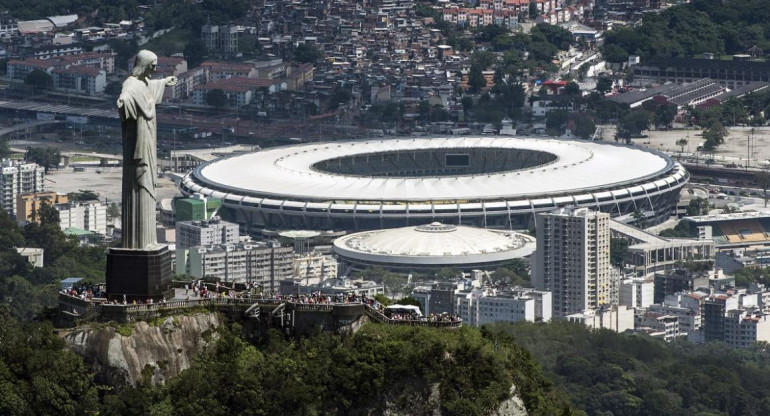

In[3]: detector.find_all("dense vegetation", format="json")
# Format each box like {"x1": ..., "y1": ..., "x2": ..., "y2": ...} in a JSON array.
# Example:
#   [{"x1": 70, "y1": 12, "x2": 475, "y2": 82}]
[
  {"x1": 0, "y1": 312, "x2": 573, "y2": 415},
  {"x1": 108, "y1": 324, "x2": 574, "y2": 416},
  {"x1": 0, "y1": 206, "x2": 106, "y2": 321},
  {"x1": 0, "y1": 307, "x2": 98, "y2": 416},
  {"x1": 603, "y1": 0, "x2": 770, "y2": 62},
  {"x1": 490, "y1": 321, "x2": 770, "y2": 416}
]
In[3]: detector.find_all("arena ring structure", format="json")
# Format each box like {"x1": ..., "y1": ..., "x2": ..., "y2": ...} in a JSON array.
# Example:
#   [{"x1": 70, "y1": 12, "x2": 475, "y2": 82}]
[{"x1": 179, "y1": 136, "x2": 689, "y2": 231}]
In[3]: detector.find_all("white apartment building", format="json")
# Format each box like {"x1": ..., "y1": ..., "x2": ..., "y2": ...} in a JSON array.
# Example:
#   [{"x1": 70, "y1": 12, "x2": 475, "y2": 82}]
[
  {"x1": 648, "y1": 303, "x2": 701, "y2": 336},
  {"x1": 16, "y1": 247, "x2": 44, "y2": 267},
  {"x1": 723, "y1": 309, "x2": 770, "y2": 348},
  {"x1": 56, "y1": 201, "x2": 108, "y2": 234},
  {"x1": 638, "y1": 311, "x2": 681, "y2": 342},
  {"x1": 176, "y1": 241, "x2": 294, "y2": 288},
  {"x1": 1, "y1": 159, "x2": 45, "y2": 218},
  {"x1": 533, "y1": 207, "x2": 612, "y2": 318},
  {"x1": 455, "y1": 287, "x2": 552, "y2": 326},
  {"x1": 566, "y1": 305, "x2": 635, "y2": 333},
  {"x1": 293, "y1": 252, "x2": 338, "y2": 280},
  {"x1": 619, "y1": 277, "x2": 655, "y2": 309},
  {"x1": 176, "y1": 217, "x2": 239, "y2": 249}
]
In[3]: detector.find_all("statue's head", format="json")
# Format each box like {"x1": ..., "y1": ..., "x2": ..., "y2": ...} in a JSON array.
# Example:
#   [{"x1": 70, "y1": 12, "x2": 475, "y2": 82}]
[{"x1": 132, "y1": 50, "x2": 158, "y2": 77}]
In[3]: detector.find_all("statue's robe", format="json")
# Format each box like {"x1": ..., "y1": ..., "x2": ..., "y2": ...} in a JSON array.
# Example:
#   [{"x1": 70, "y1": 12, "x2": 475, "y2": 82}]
[{"x1": 117, "y1": 76, "x2": 166, "y2": 250}]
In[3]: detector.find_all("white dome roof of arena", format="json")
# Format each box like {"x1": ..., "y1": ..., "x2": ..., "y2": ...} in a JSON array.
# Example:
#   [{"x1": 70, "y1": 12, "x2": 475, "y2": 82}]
[{"x1": 332, "y1": 222, "x2": 535, "y2": 270}]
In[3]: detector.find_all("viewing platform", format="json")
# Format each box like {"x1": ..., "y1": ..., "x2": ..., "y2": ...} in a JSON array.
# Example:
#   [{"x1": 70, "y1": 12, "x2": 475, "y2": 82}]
[{"x1": 57, "y1": 290, "x2": 462, "y2": 333}]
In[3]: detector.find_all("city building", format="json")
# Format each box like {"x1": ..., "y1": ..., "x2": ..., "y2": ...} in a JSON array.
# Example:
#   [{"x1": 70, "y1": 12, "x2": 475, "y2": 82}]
[
  {"x1": 333, "y1": 222, "x2": 535, "y2": 272},
  {"x1": 201, "y1": 24, "x2": 239, "y2": 55},
  {"x1": 455, "y1": 287, "x2": 552, "y2": 326},
  {"x1": 175, "y1": 217, "x2": 239, "y2": 249},
  {"x1": 649, "y1": 301, "x2": 701, "y2": 337},
  {"x1": 174, "y1": 194, "x2": 222, "y2": 222},
  {"x1": 610, "y1": 219, "x2": 714, "y2": 277},
  {"x1": 176, "y1": 240, "x2": 294, "y2": 289},
  {"x1": 654, "y1": 269, "x2": 710, "y2": 303},
  {"x1": 637, "y1": 311, "x2": 681, "y2": 342},
  {"x1": 278, "y1": 276, "x2": 384, "y2": 297},
  {"x1": 619, "y1": 277, "x2": 655, "y2": 309},
  {"x1": 51, "y1": 65, "x2": 106, "y2": 95},
  {"x1": 703, "y1": 294, "x2": 740, "y2": 343},
  {"x1": 55, "y1": 200, "x2": 108, "y2": 235},
  {"x1": 723, "y1": 309, "x2": 770, "y2": 348},
  {"x1": 15, "y1": 191, "x2": 68, "y2": 225},
  {"x1": 633, "y1": 58, "x2": 770, "y2": 89},
  {"x1": 293, "y1": 252, "x2": 338, "y2": 280},
  {"x1": 16, "y1": 247, "x2": 44, "y2": 267},
  {"x1": 1, "y1": 159, "x2": 45, "y2": 218},
  {"x1": 533, "y1": 207, "x2": 613, "y2": 318},
  {"x1": 566, "y1": 305, "x2": 635, "y2": 333}
]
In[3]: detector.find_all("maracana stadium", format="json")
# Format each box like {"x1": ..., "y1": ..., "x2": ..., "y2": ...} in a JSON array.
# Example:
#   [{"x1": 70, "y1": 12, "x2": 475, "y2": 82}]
[{"x1": 179, "y1": 136, "x2": 688, "y2": 232}]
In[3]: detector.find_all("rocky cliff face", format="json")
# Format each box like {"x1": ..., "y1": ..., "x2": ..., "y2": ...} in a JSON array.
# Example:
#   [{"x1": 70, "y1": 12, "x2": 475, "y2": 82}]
[{"x1": 60, "y1": 313, "x2": 221, "y2": 386}]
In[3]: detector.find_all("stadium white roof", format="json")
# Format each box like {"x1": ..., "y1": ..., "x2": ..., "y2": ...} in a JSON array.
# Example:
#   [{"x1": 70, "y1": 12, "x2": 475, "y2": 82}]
[{"x1": 195, "y1": 137, "x2": 672, "y2": 202}]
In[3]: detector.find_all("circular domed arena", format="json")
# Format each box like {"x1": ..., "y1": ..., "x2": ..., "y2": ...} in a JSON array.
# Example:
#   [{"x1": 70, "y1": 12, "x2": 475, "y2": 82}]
[
  {"x1": 179, "y1": 136, "x2": 688, "y2": 232},
  {"x1": 332, "y1": 222, "x2": 536, "y2": 271}
]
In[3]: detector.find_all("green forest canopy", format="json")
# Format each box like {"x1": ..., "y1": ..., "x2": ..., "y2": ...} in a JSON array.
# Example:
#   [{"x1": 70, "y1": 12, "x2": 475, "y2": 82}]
[{"x1": 603, "y1": 0, "x2": 770, "y2": 62}]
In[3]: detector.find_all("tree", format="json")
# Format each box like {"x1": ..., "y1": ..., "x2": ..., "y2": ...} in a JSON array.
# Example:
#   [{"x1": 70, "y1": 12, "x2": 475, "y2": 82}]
[
  {"x1": 0, "y1": 138, "x2": 9, "y2": 158},
  {"x1": 676, "y1": 138, "x2": 688, "y2": 156},
  {"x1": 0, "y1": 313, "x2": 98, "y2": 415},
  {"x1": 468, "y1": 65, "x2": 487, "y2": 93},
  {"x1": 686, "y1": 198, "x2": 709, "y2": 216},
  {"x1": 610, "y1": 238, "x2": 630, "y2": 267},
  {"x1": 702, "y1": 126, "x2": 725, "y2": 151},
  {"x1": 24, "y1": 69, "x2": 52, "y2": 91},
  {"x1": 328, "y1": 89, "x2": 352, "y2": 111},
  {"x1": 294, "y1": 43, "x2": 322, "y2": 64},
  {"x1": 529, "y1": 2, "x2": 539, "y2": 19},
  {"x1": 107, "y1": 202, "x2": 120, "y2": 224},
  {"x1": 596, "y1": 76, "x2": 613, "y2": 95},
  {"x1": 564, "y1": 81, "x2": 580, "y2": 97},
  {"x1": 654, "y1": 104, "x2": 677, "y2": 129},
  {"x1": 67, "y1": 189, "x2": 99, "y2": 202},
  {"x1": 546, "y1": 110, "x2": 569, "y2": 131},
  {"x1": 206, "y1": 89, "x2": 228, "y2": 109},
  {"x1": 574, "y1": 114, "x2": 596, "y2": 140},
  {"x1": 618, "y1": 111, "x2": 650, "y2": 138},
  {"x1": 183, "y1": 39, "x2": 208, "y2": 68},
  {"x1": 25, "y1": 147, "x2": 60, "y2": 172},
  {"x1": 461, "y1": 96, "x2": 474, "y2": 113},
  {"x1": 104, "y1": 80, "x2": 123, "y2": 98}
]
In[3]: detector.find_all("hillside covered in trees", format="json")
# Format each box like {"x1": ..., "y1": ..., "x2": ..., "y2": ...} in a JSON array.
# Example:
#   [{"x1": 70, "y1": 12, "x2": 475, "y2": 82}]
[
  {"x1": 490, "y1": 322, "x2": 770, "y2": 416},
  {"x1": 603, "y1": 0, "x2": 770, "y2": 62},
  {"x1": 1, "y1": 312, "x2": 574, "y2": 416}
]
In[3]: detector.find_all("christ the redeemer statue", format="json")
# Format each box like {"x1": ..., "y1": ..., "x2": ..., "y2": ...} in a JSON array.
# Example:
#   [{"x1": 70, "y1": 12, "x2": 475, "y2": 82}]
[{"x1": 117, "y1": 50, "x2": 177, "y2": 249}]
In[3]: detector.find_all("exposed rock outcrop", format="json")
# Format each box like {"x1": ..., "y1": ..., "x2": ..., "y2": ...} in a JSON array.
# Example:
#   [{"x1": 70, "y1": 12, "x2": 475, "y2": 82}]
[{"x1": 60, "y1": 313, "x2": 221, "y2": 386}]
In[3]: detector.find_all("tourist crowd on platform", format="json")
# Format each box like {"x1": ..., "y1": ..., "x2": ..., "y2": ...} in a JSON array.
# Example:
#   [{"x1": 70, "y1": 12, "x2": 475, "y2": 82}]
[{"x1": 61, "y1": 283, "x2": 105, "y2": 300}]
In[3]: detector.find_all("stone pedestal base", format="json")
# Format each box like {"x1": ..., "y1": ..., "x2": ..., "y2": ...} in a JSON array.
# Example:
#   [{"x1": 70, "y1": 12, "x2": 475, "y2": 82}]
[{"x1": 106, "y1": 245, "x2": 174, "y2": 302}]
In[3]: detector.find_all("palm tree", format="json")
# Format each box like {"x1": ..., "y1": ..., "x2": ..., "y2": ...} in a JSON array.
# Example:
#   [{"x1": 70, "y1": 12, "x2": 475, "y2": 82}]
[
  {"x1": 632, "y1": 210, "x2": 646, "y2": 229},
  {"x1": 676, "y1": 138, "x2": 688, "y2": 159}
]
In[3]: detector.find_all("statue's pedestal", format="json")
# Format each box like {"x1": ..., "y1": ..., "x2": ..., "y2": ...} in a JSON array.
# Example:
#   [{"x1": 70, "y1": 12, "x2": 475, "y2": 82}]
[{"x1": 106, "y1": 245, "x2": 174, "y2": 302}]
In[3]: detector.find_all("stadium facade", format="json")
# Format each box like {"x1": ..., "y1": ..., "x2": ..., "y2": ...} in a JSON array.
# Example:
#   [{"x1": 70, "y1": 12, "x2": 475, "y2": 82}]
[{"x1": 179, "y1": 137, "x2": 689, "y2": 232}]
